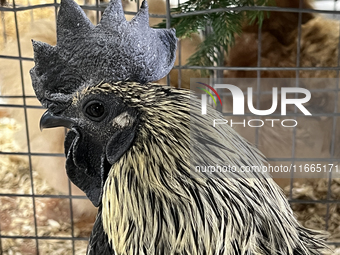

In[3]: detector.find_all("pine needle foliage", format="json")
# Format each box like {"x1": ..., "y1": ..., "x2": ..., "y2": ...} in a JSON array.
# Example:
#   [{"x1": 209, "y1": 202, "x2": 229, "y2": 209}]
[{"x1": 155, "y1": 0, "x2": 274, "y2": 69}]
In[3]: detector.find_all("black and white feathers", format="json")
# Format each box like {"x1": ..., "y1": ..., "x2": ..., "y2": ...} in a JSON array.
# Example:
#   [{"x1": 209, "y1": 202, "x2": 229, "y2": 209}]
[
  {"x1": 31, "y1": 0, "x2": 328, "y2": 254},
  {"x1": 40, "y1": 82, "x2": 327, "y2": 254}
]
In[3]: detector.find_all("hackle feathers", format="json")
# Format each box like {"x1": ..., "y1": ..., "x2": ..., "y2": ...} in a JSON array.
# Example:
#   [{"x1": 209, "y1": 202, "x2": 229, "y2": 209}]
[{"x1": 77, "y1": 82, "x2": 330, "y2": 255}]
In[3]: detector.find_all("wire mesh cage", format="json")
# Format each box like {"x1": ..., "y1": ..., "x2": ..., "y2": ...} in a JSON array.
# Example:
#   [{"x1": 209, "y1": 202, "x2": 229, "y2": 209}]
[{"x1": 0, "y1": 0, "x2": 340, "y2": 254}]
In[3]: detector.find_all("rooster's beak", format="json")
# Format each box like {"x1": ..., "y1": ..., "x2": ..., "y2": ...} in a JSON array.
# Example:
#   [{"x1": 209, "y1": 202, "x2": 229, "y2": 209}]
[{"x1": 40, "y1": 110, "x2": 74, "y2": 131}]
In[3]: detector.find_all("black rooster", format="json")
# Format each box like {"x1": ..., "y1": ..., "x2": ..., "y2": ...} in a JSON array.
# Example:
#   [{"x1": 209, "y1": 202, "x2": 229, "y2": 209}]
[{"x1": 31, "y1": 0, "x2": 327, "y2": 254}]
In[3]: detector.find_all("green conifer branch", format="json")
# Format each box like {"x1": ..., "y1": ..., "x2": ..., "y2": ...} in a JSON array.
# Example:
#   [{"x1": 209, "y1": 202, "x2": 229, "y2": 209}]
[{"x1": 155, "y1": 0, "x2": 274, "y2": 72}]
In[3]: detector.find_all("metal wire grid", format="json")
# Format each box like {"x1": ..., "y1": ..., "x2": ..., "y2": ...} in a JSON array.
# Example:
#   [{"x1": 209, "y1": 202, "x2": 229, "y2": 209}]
[{"x1": 0, "y1": 0, "x2": 339, "y2": 253}]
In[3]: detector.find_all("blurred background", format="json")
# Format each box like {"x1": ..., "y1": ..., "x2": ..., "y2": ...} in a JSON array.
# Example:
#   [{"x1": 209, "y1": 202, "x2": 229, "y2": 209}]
[{"x1": 0, "y1": 0, "x2": 340, "y2": 254}]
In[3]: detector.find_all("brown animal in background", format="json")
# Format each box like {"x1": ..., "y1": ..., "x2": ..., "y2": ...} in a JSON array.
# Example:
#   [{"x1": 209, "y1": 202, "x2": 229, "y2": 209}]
[
  {"x1": 226, "y1": 0, "x2": 338, "y2": 78},
  {"x1": 224, "y1": 0, "x2": 340, "y2": 187},
  {"x1": 0, "y1": 0, "x2": 56, "y2": 49}
]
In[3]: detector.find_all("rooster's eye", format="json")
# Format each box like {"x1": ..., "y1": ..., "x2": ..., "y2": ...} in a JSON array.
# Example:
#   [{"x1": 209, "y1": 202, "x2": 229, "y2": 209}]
[
  {"x1": 87, "y1": 103, "x2": 104, "y2": 117},
  {"x1": 84, "y1": 101, "x2": 106, "y2": 121}
]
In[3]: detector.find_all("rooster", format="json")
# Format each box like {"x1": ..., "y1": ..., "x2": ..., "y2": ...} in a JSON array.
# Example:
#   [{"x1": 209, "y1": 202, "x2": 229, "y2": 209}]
[{"x1": 31, "y1": 0, "x2": 327, "y2": 254}]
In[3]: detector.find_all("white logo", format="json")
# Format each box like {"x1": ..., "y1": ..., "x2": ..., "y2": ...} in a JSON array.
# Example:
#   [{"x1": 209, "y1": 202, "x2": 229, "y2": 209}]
[{"x1": 201, "y1": 84, "x2": 311, "y2": 116}]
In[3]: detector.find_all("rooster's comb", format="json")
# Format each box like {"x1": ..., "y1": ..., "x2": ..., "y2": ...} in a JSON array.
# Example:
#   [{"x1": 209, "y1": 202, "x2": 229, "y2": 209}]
[{"x1": 30, "y1": 0, "x2": 177, "y2": 111}]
